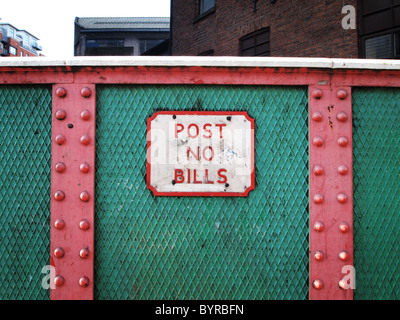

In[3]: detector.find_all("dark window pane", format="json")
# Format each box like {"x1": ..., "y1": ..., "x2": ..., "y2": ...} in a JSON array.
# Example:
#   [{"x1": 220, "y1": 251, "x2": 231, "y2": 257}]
[
  {"x1": 200, "y1": 0, "x2": 214, "y2": 14},
  {"x1": 240, "y1": 28, "x2": 270, "y2": 56},
  {"x1": 395, "y1": 6, "x2": 400, "y2": 26},
  {"x1": 362, "y1": 9, "x2": 393, "y2": 35},
  {"x1": 395, "y1": 32, "x2": 400, "y2": 56},
  {"x1": 365, "y1": 34, "x2": 392, "y2": 58},
  {"x1": 241, "y1": 37, "x2": 255, "y2": 50},
  {"x1": 362, "y1": 0, "x2": 392, "y2": 15}
]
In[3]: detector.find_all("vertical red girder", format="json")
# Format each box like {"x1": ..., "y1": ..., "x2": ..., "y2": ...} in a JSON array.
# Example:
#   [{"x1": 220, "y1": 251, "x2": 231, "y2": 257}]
[
  {"x1": 50, "y1": 84, "x2": 95, "y2": 300},
  {"x1": 309, "y1": 86, "x2": 354, "y2": 300}
]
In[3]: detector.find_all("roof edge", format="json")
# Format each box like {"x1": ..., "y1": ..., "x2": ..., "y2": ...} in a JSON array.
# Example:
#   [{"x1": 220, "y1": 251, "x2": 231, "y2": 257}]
[{"x1": 1, "y1": 56, "x2": 400, "y2": 70}]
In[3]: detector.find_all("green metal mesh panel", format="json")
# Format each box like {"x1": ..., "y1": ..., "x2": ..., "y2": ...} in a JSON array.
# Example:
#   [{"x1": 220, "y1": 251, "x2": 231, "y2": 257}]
[
  {"x1": 0, "y1": 85, "x2": 52, "y2": 300},
  {"x1": 94, "y1": 85, "x2": 309, "y2": 300},
  {"x1": 353, "y1": 87, "x2": 400, "y2": 300}
]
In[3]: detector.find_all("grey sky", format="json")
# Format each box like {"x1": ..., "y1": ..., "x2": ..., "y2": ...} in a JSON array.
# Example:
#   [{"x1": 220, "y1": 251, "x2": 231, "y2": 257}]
[{"x1": 1, "y1": 0, "x2": 170, "y2": 58}]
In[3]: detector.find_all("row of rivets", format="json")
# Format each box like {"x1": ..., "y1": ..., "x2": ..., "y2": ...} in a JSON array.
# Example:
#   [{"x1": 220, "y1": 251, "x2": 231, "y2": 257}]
[
  {"x1": 312, "y1": 88, "x2": 348, "y2": 100},
  {"x1": 56, "y1": 109, "x2": 91, "y2": 121},
  {"x1": 54, "y1": 134, "x2": 92, "y2": 145},
  {"x1": 314, "y1": 274, "x2": 352, "y2": 291},
  {"x1": 53, "y1": 247, "x2": 90, "y2": 259},
  {"x1": 54, "y1": 190, "x2": 91, "y2": 202},
  {"x1": 312, "y1": 135, "x2": 349, "y2": 147},
  {"x1": 313, "y1": 164, "x2": 349, "y2": 176},
  {"x1": 55, "y1": 162, "x2": 90, "y2": 173},
  {"x1": 313, "y1": 250, "x2": 350, "y2": 262},
  {"x1": 53, "y1": 275, "x2": 90, "y2": 288},
  {"x1": 56, "y1": 87, "x2": 92, "y2": 99},
  {"x1": 312, "y1": 111, "x2": 348, "y2": 123},
  {"x1": 53, "y1": 86, "x2": 93, "y2": 292},
  {"x1": 312, "y1": 192, "x2": 348, "y2": 204},
  {"x1": 311, "y1": 88, "x2": 352, "y2": 293},
  {"x1": 54, "y1": 218, "x2": 90, "y2": 231},
  {"x1": 313, "y1": 221, "x2": 350, "y2": 233}
]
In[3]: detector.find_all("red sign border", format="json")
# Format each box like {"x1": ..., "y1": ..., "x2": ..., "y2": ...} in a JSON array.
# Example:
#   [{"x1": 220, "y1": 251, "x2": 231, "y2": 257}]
[{"x1": 147, "y1": 111, "x2": 255, "y2": 197}]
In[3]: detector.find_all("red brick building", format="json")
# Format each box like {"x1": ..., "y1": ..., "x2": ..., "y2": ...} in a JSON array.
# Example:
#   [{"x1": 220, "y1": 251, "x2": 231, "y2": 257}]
[
  {"x1": 171, "y1": 0, "x2": 400, "y2": 59},
  {"x1": 1, "y1": 23, "x2": 43, "y2": 57}
]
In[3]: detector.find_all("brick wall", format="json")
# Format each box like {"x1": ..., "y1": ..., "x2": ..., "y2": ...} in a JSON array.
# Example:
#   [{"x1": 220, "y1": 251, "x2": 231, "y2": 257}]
[{"x1": 171, "y1": 0, "x2": 359, "y2": 58}]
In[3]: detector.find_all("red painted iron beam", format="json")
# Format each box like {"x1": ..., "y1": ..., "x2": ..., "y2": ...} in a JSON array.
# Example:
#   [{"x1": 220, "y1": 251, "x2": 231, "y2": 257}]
[
  {"x1": 309, "y1": 86, "x2": 354, "y2": 300},
  {"x1": 50, "y1": 84, "x2": 95, "y2": 300},
  {"x1": 2, "y1": 66, "x2": 400, "y2": 88}
]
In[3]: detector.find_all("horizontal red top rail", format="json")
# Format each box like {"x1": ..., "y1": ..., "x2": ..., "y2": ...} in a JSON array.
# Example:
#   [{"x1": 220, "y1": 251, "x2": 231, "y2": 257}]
[{"x1": 1, "y1": 57, "x2": 400, "y2": 87}]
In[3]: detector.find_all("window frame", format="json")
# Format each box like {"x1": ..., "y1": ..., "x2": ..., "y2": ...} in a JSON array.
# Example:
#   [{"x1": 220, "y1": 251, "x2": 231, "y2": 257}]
[
  {"x1": 199, "y1": 0, "x2": 215, "y2": 15},
  {"x1": 194, "y1": 0, "x2": 216, "y2": 22},
  {"x1": 359, "y1": 0, "x2": 400, "y2": 59},
  {"x1": 239, "y1": 27, "x2": 271, "y2": 57},
  {"x1": 361, "y1": 28, "x2": 400, "y2": 59},
  {"x1": 9, "y1": 46, "x2": 17, "y2": 56}
]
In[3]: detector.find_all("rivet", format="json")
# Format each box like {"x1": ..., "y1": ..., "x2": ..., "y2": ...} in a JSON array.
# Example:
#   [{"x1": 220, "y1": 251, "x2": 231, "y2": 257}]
[
  {"x1": 336, "y1": 111, "x2": 348, "y2": 122},
  {"x1": 312, "y1": 279, "x2": 324, "y2": 290},
  {"x1": 54, "y1": 190, "x2": 65, "y2": 201},
  {"x1": 80, "y1": 162, "x2": 90, "y2": 173},
  {"x1": 79, "y1": 276, "x2": 90, "y2": 288},
  {"x1": 337, "y1": 89, "x2": 348, "y2": 100},
  {"x1": 54, "y1": 275, "x2": 65, "y2": 287},
  {"x1": 54, "y1": 247, "x2": 65, "y2": 258},
  {"x1": 312, "y1": 112, "x2": 323, "y2": 122},
  {"x1": 338, "y1": 165, "x2": 348, "y2": 175},
  {"x1": 56, "y1": 87, "x2": 67, "y2": 98},
  {"x1": 80, "y1": 191, "x2": 90, "y2": 202},
  {"x1": 79, "y1": 248, "x2": 90, "y2": 259},
  {"x1": 55, "y1": 162, "x2": 66, "y2": 173},
  {"x1": 337, "y1": 193, "x2": 348, "y2": 204},
  {"x1": 339, "y1": 222, "x2": 350, "y2": 233},
  {"x1": 313, "y1": 136, "x2": 324, "y2": 147},
  {"x1": 81, "y1": 87, "x2": 92, "y2": 98},
  {"x1": 79, "y1": 219, "x2": 90, "y2": 231},
  {"x1": 312, "y1": 88, "x2": 323, "y2": 99},
  {"x1": 80, "y1": 135, "x2": 90, "y2": 145},
  {"x1": 314, "y1": 251, "x2": 324, "y2": 262},
  {"x1": 338, "y1": 279, "x2": 349, "y2": 290},
  {"x1": 313, "y1": 221, "x2": 324, "y2": 232},
  {"x1": 313, "y1": 165, "x2": 324, "y2": 176},
  {"x1": 55, "y1": 109, "x2": 67, "y2": 120},
  {"x1": 80, "y1": 110, "x2": 91, "y2": 121},
  {"x1": 55, "y1": 134, "x2": 66, "y2": 145},
  {"x1": 54, "y1": 219, "x2": 65, "y2": 230},
  {"x1": 313, "y1": 193, "x2": 324, "y2": 204},
  {"x1": 338, "y1": 136, "x2": 349, "y2": 147},
  {"x1": 339, "y1": 250, "x2": 350, "y2": 261}
]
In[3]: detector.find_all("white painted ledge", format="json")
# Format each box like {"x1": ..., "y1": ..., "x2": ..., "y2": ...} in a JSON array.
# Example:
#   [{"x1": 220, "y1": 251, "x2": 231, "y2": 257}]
[{"x1": 1, "y1": 56, "x2": 400, "y2": 70}]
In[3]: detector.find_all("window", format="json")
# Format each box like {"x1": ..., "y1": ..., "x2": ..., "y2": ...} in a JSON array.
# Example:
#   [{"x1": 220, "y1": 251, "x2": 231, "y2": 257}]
[
  {"x1": 200, "y1": 0, "x2": 215, "y2": 15},
  {"x1": 240, "y1": 28, "x2": 270, "y2": 56},
  {"x1": 198, "y1": 49, "x2": 215, "y2": 56},
  {"x1": 9, "y1": 28, "x2": 15, "y2": 38},
  {"x1": 86, "y1": 39, "x2": 124, "y2": 48},
  {"x1": 360, "y1": 0, "x2": 400, "y2": 59},
  {"x1": 9, "y1": 46, "x2": 17, "y2": 56},
  {"x1": 139, "y1": 39, "x2": 165, "y2": 54}
]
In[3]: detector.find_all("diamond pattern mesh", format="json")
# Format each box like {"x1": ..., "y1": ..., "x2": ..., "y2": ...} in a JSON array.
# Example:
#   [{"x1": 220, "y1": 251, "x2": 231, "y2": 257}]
[
  {"x1": 94, "y1": 85, "x2": 309, "y2": 300},
  {"x1": 353, "y1": 87, "x2": 400, "y2": 300},
  {"x1": 0, "y1": 85, "x2": 52, "y2": 300}
]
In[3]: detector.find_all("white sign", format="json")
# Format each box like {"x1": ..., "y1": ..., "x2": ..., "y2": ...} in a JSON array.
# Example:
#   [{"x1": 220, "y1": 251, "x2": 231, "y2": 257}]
[{"x1": 147, "y1": 111, "x2": 255, "y2": 196}]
